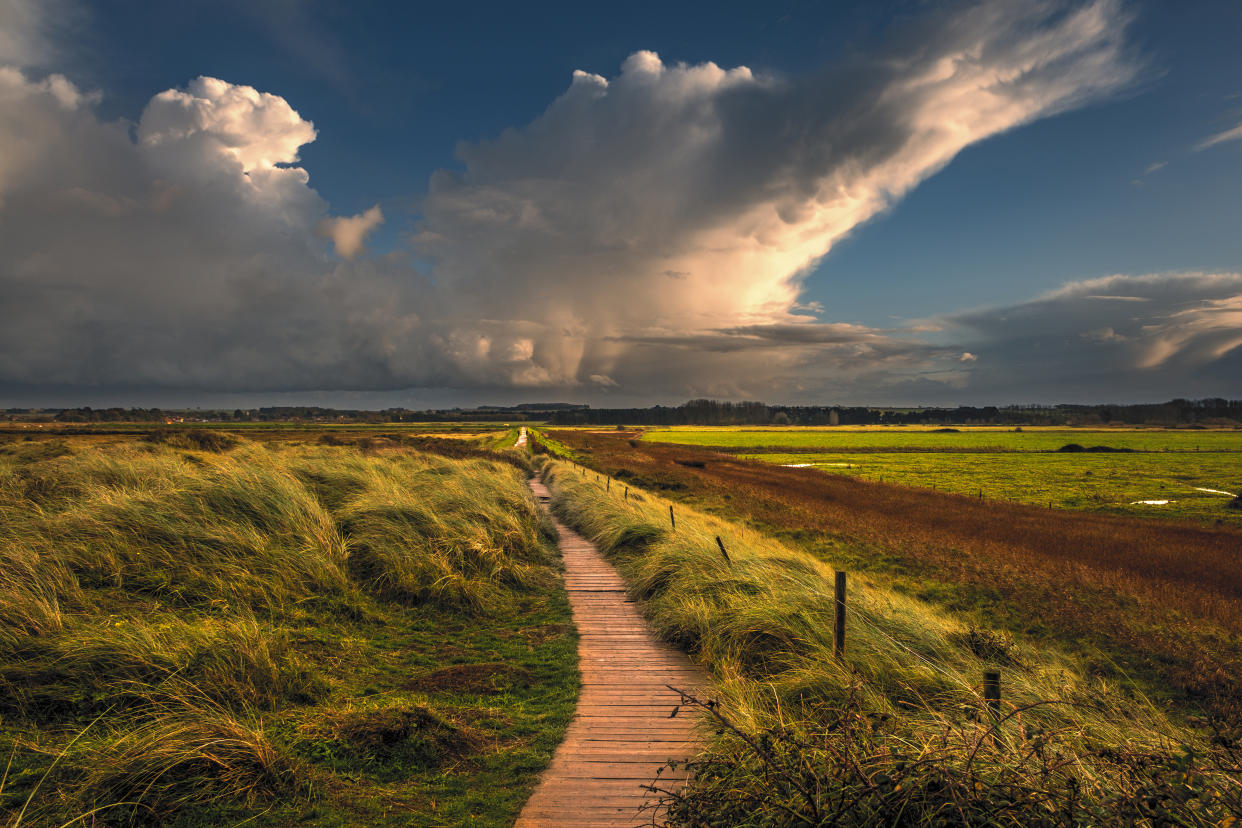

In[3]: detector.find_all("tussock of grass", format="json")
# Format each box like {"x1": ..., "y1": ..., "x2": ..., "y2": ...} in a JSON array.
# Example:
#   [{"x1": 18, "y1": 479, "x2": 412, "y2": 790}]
[
  {"x1": 79, "y1": 690, "x2": 296, "y2": 824},
  {"x1": 2, "y1": 444, "x2": 349, "y2": 614},
  {"x1": 336, "y1": 455, "x2": 549, "y2": 611},
  {"x1": 542, "y1": 460, "x2": 1242, "y2": 825},
  {"x1": 0, "y1": 615, "x2": 324, "y2": 720},
  {"x1": 144, "y1": 428, "x2": 239, "y2": 452}
]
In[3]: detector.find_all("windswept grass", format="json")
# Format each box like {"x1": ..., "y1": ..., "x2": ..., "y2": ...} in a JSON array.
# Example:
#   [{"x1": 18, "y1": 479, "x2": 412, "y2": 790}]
[
  {"x1": 541, "y1": 459, "x2": 1242, "y2": 825},
  {"x1": 0, "y1": 436, "x2": 576, "y2": 826},
  {"x1": 551, "y1": 429, "x2": 1242, "y2": 723},
  {"x1": 336, "y1": 454, "x2": 550, "y2": 611}
]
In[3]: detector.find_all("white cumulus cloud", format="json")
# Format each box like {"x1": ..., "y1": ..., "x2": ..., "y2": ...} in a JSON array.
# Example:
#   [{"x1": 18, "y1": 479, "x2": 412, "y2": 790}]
[
  {"x1": 415, "y1": 0, "x2": 1138, "y2": 393},
  {"x1": 317, "y1": 205, "x2": 384, "y2": 259}
]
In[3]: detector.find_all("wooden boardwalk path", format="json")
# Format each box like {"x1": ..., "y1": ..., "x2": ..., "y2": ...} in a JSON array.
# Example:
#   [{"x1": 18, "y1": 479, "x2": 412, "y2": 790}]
[{"x1": 516, "y1": 478, "x2": 705, "y2": 828}]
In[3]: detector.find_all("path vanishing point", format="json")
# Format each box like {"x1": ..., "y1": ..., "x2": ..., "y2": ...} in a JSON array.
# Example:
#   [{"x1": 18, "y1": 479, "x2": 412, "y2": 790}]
[{"x1": 516, "y1": 476, "x2": 706, "y2": 827}]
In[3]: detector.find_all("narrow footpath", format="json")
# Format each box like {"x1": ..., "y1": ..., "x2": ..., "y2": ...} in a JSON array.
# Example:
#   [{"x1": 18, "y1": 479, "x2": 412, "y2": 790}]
[{"x1": 516, "y1": 477, "x2": 705, "y2": 828}]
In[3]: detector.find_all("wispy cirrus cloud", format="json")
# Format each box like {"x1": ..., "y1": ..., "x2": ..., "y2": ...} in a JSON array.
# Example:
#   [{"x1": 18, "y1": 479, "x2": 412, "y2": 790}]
[{"x1": 1195, "y1": 121, "x2": 1242, "y2": 151}]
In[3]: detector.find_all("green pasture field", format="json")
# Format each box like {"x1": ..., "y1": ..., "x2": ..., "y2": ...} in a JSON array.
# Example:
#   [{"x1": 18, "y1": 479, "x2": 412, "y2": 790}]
[
  {"x1": 643, "y1": 425, "x2": 1242, "y2": 452},
  {"x1": 642, "y1": 426, "x2": 1242, "y2": 525},
  {"x1": 740, "y1": 450, "x2": 1242, "y2": 525}
]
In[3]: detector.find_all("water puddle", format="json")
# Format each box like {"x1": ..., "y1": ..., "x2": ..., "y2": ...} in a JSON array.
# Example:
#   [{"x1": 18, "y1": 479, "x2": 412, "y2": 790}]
[
  {"x1": 782, "y1": 462, "x2": 858, "y2": 468},
  {"x1": 1192, "y1": 486, "x2": 1237, "y2": 497},
  {"x1": 1130, "y1": 500, "x2": 1175, "y2": 505}
]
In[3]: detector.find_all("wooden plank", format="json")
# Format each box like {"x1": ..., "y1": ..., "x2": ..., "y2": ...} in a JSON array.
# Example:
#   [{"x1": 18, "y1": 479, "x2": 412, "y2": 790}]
[{"x1": 515, "y1": 477, "x2": 708, "y2": 826}]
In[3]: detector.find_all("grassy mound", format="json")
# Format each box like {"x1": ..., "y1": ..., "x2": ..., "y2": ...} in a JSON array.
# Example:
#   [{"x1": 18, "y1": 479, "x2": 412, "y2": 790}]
[
  {"x1": 541, "y1": 459, "x2": 1242, "y2": 826},
  {"x1": 0, "y1": 437, "x2": 576, "y2": 826}
]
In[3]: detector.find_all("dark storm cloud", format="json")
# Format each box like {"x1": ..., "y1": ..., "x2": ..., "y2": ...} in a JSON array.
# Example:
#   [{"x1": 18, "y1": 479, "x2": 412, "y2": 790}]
[{"x1": 945, "y1": 272, "x2": 1242, "y2": 401}]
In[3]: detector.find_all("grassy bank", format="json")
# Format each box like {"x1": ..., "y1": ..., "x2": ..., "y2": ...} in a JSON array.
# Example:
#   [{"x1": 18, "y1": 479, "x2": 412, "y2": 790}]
[
  {"x1": 0, "y1": 435, "x2": 575, "y2": 826},
  {"x1": 548, "y1": 429, "x2": 1242, "y2": 723},
  {"x1": 540, "y1": 458, "x2": 1242, "y2": 825}
]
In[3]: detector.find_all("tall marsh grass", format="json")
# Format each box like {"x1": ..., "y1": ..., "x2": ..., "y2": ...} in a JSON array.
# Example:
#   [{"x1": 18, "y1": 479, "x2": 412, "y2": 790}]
[
  {"x1": 541, "y1": 460, "x2": 1242, "y2": 825},
  {"x1": 0, "y1": 436, "x2": 554, "y2": 824}
]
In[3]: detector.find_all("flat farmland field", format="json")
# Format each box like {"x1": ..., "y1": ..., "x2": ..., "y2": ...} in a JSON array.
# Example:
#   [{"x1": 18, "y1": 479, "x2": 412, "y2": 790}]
[
  {"x1": 643, "y1": 425, "x2": 1242, "y2": 452},
  {"x1": 643, "y1": 427, "x2": 1242, "y2": 526}
]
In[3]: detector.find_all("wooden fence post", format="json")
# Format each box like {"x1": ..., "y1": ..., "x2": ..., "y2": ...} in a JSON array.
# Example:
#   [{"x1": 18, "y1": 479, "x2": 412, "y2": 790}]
[
  {"x1": 606, "y1": 478, "x2": 610, "y2": 491},
  {"x1": 984, "y1": 670, "x2": 1001, "y2": 724},
  {"x1": 834, "y1": 571, "x2": 846, "y2": 660},
  {"x1": 669, "y1": 505, "x2": 675, "y2": 530}
]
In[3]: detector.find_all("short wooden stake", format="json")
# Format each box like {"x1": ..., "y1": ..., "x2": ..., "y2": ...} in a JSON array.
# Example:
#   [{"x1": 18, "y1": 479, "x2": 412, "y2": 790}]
[
  {"x1": 833, "y1": 571, "x2": 846, "y2": 661},
  {"x1": 716, "y1": 536, "x2": 731, "y2": 565},
  {"x1": 669, "y1": 505, "x2": 675, "y2": 530},
  {"x1": 606, "y1": 478, "x2": 610, "y2": 491},
  {"x1": 984, "y1": 670, "x2": 1001, "y2": 724},
  {"x1": 624, "y1": 487, "x2": 629, "y2": 499}
]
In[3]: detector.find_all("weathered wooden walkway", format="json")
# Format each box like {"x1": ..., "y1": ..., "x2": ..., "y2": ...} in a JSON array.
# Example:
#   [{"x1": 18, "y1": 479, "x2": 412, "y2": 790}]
[{"x1": 516, "y1": 478, "x2": 705, "y2": 828}]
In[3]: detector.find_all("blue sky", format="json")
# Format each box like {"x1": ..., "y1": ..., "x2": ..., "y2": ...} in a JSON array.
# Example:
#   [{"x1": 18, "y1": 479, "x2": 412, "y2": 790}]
[{"x1": 1, "y1": 0, "x2": 1240, "y2": 407}]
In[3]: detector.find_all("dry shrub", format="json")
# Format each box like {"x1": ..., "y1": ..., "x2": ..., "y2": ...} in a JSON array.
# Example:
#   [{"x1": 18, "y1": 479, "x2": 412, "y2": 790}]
[{"x1": 659, "y1": 689, "x2": 1242, "y2": 828}]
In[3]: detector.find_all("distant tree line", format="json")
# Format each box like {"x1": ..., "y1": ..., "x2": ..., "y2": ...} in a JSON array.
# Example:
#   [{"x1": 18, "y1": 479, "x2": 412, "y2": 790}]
[
  {"x1": 547, "y1": 398, "x2": 1242, "y2": 427},
  {"x1": 14, "y1": 403, "x2": 589, "y2": 424},
  {"x1": 7, "y1": 397, "x2": 1238, "y2": 426}
]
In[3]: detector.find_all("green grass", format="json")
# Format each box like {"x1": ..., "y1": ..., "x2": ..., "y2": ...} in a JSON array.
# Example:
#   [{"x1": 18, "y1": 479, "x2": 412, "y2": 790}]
[
  {"x1": 740, "y1": 450, "x2": 1242, "y2": 525},
  {"x1": 539, "y1": 458, "x2": 1242, "y2": 826},
  {"x1": 641, "y1": 426, "x2": 1242, "y2": 526},
  {"x1": 644, "y1": 425, "x2": 1242, "y2": 452},
  {"x1": 525, "y1": 428, "x2": 579, "y2": 461},
  {"x1": 0, "y1": 436, "x2": 576, "y2": 826}
]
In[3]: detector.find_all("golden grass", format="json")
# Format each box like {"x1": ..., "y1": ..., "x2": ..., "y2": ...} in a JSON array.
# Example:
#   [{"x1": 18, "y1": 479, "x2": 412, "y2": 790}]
[{"x1": 541, "y1": 457, "x2": 1242, "y2": 824}]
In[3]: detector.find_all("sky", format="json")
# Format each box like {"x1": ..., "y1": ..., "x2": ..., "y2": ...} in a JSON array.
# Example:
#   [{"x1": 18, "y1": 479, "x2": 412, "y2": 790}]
[{"x1": 0, "y1": 0, "x2": 1240, "y2": 409}]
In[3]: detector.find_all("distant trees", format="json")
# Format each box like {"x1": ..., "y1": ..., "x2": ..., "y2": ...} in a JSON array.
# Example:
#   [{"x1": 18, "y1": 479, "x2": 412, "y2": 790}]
[
  {"x1": 547, "y1": 398, "x2": 1242, "y2": 427},
  {"x1": 24, "y1": 397, "x2": 1242, "y2": 427}
]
